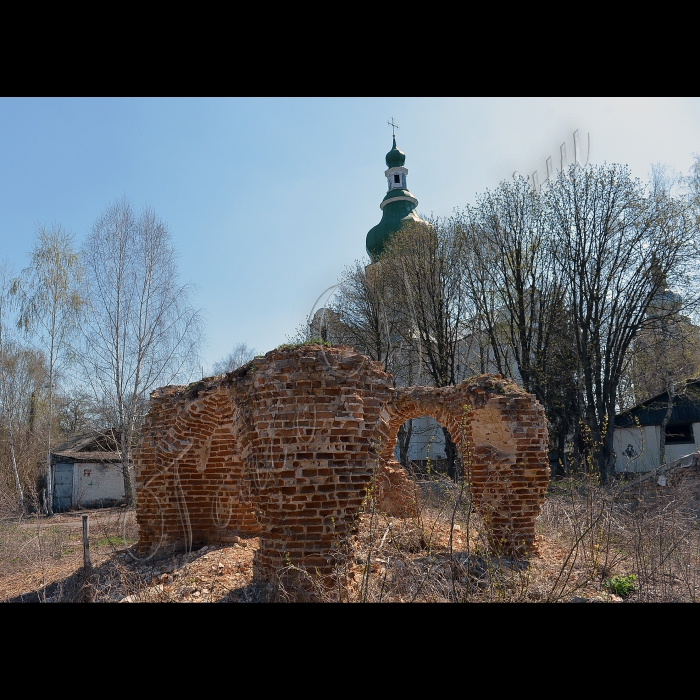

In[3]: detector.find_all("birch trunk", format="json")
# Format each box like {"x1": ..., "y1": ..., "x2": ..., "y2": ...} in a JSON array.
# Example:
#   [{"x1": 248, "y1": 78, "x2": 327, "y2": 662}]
[
  {"x1": 9, "y1": 428, "x2": 23, "y2": 513},
  {"x1": 659, "y1": 376, "x2": 675, "y2": 466}
]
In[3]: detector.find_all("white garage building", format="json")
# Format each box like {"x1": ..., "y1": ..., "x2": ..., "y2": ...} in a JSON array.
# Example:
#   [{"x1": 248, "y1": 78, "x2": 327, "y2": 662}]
[
  {"x1": 51, "y1": 432, "x2": 133, "y2": 511},
  {"x1": 614, "y1": 380, "x2": 700, "y2": 473}
]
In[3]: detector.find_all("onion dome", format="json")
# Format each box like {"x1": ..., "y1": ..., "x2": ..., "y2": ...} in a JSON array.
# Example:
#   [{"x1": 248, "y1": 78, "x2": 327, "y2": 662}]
[
  {"x1": 385, "y1": 137, "x2": 406, "y2": 168},
  {"x1": 366, "y1": 136, "x2": 423, "y2": 261}
]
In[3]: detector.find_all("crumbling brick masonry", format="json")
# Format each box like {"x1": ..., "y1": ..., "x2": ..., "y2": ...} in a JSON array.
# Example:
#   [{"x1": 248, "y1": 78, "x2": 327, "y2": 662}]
[{"x1": 133, "y1": 345, "x2": 549, "y2": 579}]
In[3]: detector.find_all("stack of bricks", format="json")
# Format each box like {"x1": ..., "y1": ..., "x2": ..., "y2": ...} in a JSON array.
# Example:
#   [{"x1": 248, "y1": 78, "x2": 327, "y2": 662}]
[{"x1": 132, "y1": 347, "x2": 550, "y2": 581}]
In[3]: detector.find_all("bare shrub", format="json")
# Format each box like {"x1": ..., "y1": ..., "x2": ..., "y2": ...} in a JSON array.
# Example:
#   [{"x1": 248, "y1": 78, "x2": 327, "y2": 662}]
[
  {"x1": 4, "y1": 461, "x2": 700, "y2": 603},
  {"x1": 263, "y1": 461, "x2": 700, "y2": 603}
]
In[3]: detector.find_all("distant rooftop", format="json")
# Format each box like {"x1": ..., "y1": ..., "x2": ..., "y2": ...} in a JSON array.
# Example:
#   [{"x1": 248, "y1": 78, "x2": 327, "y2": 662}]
[
  {"x1": 52, "y1": 431, "x2": 126, "y2": 463},
  {"x1": 616, "y1": 379, "x2": 700, "y2": 428}
]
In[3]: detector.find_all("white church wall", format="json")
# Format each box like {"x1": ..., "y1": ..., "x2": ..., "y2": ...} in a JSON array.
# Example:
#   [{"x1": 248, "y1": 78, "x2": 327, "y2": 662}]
[
  {"x1": 407, "y1": 416, "x2": 447, "y2": 461},
  {"x1": 393, "y1": 416, "x2": 448, "y2": 462}
]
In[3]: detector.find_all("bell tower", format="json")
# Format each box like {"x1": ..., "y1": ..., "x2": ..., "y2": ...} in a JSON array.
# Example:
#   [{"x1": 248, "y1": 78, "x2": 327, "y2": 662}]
[{"x1": 365, "y1": 121, "x2": 424, "y2": 262}]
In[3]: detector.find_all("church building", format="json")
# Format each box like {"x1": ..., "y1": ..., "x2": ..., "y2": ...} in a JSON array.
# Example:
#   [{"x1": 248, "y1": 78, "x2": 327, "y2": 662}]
[
  {"x1": 365, "y1": 131, "x2": 448, "y2": 467},
  {"x1": 366, "y1": 136, "x2": 425, "y2": 262}
]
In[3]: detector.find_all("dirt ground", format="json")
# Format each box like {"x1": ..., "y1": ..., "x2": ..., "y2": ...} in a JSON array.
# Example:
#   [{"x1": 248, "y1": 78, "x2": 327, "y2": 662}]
[
  {"x1": 0, "y1": 504, "x2": 636, "y2": 603},
  {"x1": 3, "y1": 478, "x2": 699, "y2": 602},
  {"x1": 0, "y1": 507, "x2": 263, "y2": 603}
]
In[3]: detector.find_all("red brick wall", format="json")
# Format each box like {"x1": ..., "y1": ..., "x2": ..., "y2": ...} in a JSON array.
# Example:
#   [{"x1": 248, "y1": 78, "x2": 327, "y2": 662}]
[
  {"x1": 382, "y1": 376, "x2": 550, "y2": 554},
  {"x1": 133, "y1": 348, "x2": 549, "y2": 578},
  {"x1": 132, "y1": 384, "x2": 259, "y2": 561}
]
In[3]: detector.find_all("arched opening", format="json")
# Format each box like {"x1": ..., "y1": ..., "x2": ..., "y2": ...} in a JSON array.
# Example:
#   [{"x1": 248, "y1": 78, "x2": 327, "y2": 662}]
[{"x1": 395, "y1": 416, "x2": 461, "y2": 481}]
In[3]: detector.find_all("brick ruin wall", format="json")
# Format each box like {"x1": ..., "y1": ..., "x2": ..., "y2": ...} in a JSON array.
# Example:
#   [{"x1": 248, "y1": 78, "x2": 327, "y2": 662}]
[{"x1": 132, "y1": 345, "x2": 550, "y2": 579}]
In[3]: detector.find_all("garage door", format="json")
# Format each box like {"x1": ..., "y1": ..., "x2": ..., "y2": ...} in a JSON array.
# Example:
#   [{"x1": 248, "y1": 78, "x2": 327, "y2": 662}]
[{"x1": 53, "y1": 463, "x2": 74, "y2": 512}]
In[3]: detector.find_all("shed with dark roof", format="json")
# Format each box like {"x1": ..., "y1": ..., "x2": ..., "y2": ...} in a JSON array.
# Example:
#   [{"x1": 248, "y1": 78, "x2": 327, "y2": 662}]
[
  {"x1": 51, "y1": 432, "x2": 133, "y2": 511},
  {"x1": 614, "y1": 380, "x2": 700, "y2": 473}
]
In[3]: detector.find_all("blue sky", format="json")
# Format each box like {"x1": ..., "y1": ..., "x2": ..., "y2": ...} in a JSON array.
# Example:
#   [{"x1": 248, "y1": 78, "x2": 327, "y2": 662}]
[{"x1": 1, "y1": 97, "x2": 699, "y2": 377}]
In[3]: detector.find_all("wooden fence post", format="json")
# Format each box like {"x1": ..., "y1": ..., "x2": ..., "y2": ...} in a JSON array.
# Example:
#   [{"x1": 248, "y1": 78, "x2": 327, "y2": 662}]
[{"x1": 82, "y1": 515, "x2": 92, "y2": 569}]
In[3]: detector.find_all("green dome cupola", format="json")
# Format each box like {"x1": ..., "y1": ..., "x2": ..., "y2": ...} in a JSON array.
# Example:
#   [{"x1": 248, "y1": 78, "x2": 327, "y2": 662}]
[
  {"x1": 366, "y1": 135, "x2": 423, "y2": 261},
  {"x1": 385, "y1": 137, "x2": 406, "y2": 168}
]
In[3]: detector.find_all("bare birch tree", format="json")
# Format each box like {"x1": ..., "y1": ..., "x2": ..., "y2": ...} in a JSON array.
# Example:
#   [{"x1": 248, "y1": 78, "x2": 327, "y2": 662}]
[
  {"x1": 212, "y1": 342, "x2": 257, "y2": 375},
  {"x1": 328, "y1": 261, "x2": 409, "y2": 376},
  {"x1": 78, "y1": 199, "x2": 204, "y2": 506},
  {"x1": 0, "y1": 340, "x2": 47, "y2": 512},
  {"x1": 0, "y1": 262, "x2": 24, "y2": 512},
  {"x1": 380, "y1": 218, "x2": 470, "y2": 390},
  {"x1": 11, "y1": 227, "x2": 84, "y2": 515}
]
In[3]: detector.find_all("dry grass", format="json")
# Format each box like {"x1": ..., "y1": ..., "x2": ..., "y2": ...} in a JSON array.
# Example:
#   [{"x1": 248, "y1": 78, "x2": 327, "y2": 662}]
[
  {"x1": 273, "y1": 473, "x2": 700, "y2": 602},
  {"x1": 2, "y1": 471, "x2": 699, "y2": 602}
]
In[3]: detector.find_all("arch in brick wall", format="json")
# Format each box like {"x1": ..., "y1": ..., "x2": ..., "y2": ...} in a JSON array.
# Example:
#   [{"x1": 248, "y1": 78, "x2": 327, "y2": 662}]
[
  {"x1": 134, "y1": 345, "x2": 398, "y2": 576},
  {"x1": 379, "y1": 379, "x2": 549, "y2": 554},
  {"x1": 133, "y1": 384, "x2": 260, "y2": 559},
  {"x1": 134, "y1": 352, "x2": 549, "y2": 574}
]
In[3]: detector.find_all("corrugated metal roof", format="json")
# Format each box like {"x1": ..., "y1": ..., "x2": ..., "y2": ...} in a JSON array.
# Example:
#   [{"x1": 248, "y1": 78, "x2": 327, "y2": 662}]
[
  {"x1": 51, "y1": 431, "x2": 128, "y2": 464},
  {"x1": 616, "y1": 380, "x2": 700, "y2": 427}
]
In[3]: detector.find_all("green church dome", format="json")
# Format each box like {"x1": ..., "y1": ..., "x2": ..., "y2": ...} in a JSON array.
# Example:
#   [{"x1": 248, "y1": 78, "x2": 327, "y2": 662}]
[
  {"x1": 385, "y1": 137, "x2": 406, "y2": 168},
  {"x1": 366, "y1": 135, "x2": 423, "y2": 262},
  {"x1": 381, "y1": 188, "x2": 415, "y2": 205},
  {"x1": 366, "y1": 200, "x2": 422, "y2": 260}
]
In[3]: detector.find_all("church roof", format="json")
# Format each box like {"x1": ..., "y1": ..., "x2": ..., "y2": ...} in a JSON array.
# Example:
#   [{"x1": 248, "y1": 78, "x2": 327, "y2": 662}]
[
  {"x1": 381, "y1": 188, "x2": 417, "y2": 205},
  {"x1": 366, "y1": 200, "x2": 423, "y2": 260},
  {"x1": 385, "y1": 137, "x2": 406, "y2": 168},
  {"x1": 366, "y1": 136, "x2": 423, "y2": 261}
]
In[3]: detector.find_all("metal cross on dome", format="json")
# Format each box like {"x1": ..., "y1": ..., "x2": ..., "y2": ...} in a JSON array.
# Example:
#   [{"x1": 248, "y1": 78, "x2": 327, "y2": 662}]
[{"x1": 387, "y1": 117, "x2": 399, "y2": 137}]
